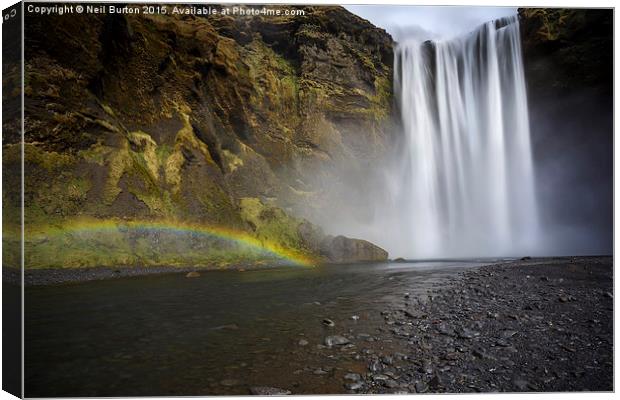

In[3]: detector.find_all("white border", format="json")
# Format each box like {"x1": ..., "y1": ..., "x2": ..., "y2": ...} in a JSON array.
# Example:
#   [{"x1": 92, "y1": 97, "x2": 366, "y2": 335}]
[{"x1": 0, "y1": 1, "x2": 616, "y2": 400}]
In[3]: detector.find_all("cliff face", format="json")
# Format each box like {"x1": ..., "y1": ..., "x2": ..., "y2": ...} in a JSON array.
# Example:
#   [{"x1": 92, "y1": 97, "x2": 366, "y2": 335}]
[
  {"x1": 4, "y1": 6, "x2": 393, "y2": 268},
  {"x1": 519, "y1": 8, "x2": 612, "y2": 98},
  {"x1": 518, "y1": 8, "x2": 613, "y2": 252}
]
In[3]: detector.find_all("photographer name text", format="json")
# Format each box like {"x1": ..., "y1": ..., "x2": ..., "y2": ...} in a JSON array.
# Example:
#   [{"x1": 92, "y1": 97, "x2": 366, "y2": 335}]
[{"x1": 26, "y1": 4, "x2": 305, "y2": 17}]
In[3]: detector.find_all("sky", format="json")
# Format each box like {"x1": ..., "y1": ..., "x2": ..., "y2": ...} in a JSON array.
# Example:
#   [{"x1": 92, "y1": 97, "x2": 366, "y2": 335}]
[{"x1": 344, "y1": 5, "x2": 518, "y2": 41}]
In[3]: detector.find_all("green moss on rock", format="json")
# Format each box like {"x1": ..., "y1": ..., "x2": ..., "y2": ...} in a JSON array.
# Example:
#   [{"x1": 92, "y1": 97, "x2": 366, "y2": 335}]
[{"x1": 240, "y1": 197, "x2": 305, "y2": 250}]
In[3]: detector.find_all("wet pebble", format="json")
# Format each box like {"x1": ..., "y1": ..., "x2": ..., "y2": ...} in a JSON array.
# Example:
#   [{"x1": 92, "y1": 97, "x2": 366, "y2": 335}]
[
  {"x1": 372, "y1": 374, "x2": 389, "y2": 381},
  {"x1": 344, "y1": 373, "x2": 361, "y2": 381},
  {"x1": 325, "y1": 335, "x2": 350, "y2": 346},
  {"x1": 384, "y1": 379, "x2": 399, "y2": 388},
  {"x1": 345, "y1": 381, "x2": 363, "y2": 390},
  {"x1": 249, "y1": 386, "x2": 291, "y2": 395},
  {"x1": 414, "y1": 381, "x2": 429, "y2": 393},
  {"x1": 500, "y1": 330, "x2": 518, "y2": 339},
  {"x1": 458, "y1": 328, "x2": 480, "y2": 339},
  {"x1": 513, "y1": 379, "x2": 530, "y2": 391}
]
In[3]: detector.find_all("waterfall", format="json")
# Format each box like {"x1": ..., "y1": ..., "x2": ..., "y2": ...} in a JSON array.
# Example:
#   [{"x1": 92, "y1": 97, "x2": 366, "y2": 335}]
[{"x1": 393, "y1": 15, "x2": 539, "y2": 258}]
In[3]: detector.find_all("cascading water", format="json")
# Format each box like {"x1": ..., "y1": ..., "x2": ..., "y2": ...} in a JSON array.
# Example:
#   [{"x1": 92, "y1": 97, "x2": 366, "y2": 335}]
[{"x1": 393, "y1": 15, "x2": 539, "y2": 258}]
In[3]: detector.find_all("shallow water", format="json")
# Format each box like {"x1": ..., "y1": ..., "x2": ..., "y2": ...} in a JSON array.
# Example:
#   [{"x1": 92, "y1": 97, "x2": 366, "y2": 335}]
[{"x1": 25, "y1": 260, "x2": 492, "y2": 396}]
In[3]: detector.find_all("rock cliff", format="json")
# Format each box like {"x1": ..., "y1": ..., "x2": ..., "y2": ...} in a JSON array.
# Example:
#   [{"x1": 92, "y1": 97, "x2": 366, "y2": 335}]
[
  {"x1": 518, "y1": 8, "x2": 613, "y2": 250},
  {"x1": 519, "y1": 8, "x2": 612, "y2": 98},
  {"x1": 4, "y1": 6, "x2": 392, "y2": 268}
]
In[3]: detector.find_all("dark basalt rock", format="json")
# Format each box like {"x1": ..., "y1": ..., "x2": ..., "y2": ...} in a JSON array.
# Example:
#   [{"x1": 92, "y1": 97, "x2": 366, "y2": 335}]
[
  {"x1": 319, "y1": 235, "x2": 388, "y2": 263},
  {"x1": 298, "y1": 219, "x2": 389, "y2": 263}
]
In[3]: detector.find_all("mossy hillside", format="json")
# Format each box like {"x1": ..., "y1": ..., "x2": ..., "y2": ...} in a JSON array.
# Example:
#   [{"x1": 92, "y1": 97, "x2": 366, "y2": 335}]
[
  {"x1": 9, "y1": 118, "x2": 318, "y2": 268},
  {"x1": 17, "y1": 7, "x2": 394, "y2": 269},
  {"x1": 20, "y1": 101, "x2": 245, "y2": 221},
  {"x1": 293, "y1": 13, "x2": 392, "y2": 120},
  {"x1": 6, "y1": 137, "x2": 384, "y2": 268},
  {"x1": 244, "y1": 39, "x2": 300, "y2": 120}
]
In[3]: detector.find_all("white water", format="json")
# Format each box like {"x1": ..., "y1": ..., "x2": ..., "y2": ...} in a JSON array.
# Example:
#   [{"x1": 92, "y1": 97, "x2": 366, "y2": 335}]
[{"x1": 392, "y1": 16, "x2": 539, "y2": 258}]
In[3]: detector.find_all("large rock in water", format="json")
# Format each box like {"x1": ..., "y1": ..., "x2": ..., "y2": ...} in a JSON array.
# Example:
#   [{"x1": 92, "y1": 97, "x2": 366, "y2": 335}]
[
  {"x1": 297, "y1": 220, "x2": 388, "y2": 263},
  {"x1": 320, "y1": 236, "x2": 388, "y2": 263}
]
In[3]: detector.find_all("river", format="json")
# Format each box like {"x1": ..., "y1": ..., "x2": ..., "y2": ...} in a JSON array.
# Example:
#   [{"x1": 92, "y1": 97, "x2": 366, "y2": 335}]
[{"x1": 24, "y1": 260, "x2": 494, "y2": 396}]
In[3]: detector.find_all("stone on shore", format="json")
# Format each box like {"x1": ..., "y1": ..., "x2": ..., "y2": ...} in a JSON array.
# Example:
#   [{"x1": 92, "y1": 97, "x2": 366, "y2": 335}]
[
  {"x1": 325, "y1": 335, "x2": 350, "y2": 346},
  {"x1": 249, "y1": 386, "x2": 291, "y2": 395}
]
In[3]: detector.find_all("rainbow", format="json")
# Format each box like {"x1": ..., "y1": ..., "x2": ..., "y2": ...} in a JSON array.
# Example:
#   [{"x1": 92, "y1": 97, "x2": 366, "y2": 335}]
[{"x1": 26, "y1": 218, "x2": 317, "y2": 267}]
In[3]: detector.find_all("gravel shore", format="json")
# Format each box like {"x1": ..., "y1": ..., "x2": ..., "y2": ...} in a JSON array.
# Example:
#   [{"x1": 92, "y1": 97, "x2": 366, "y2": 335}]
[{"x1": 342, "y1": 256, "x2": 613, "y2": 393}]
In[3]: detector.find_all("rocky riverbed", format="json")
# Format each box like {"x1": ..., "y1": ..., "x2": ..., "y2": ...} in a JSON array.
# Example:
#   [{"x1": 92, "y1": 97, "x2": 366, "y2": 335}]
[{"x1": 336, "y1": 256, "x2": 613, "y2": 393}]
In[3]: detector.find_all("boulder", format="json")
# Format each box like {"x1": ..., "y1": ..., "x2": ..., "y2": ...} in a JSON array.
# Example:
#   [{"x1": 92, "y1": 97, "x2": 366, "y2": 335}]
[{"x1": 319, "y1": 235, "x2": 388, "y2": 263}]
